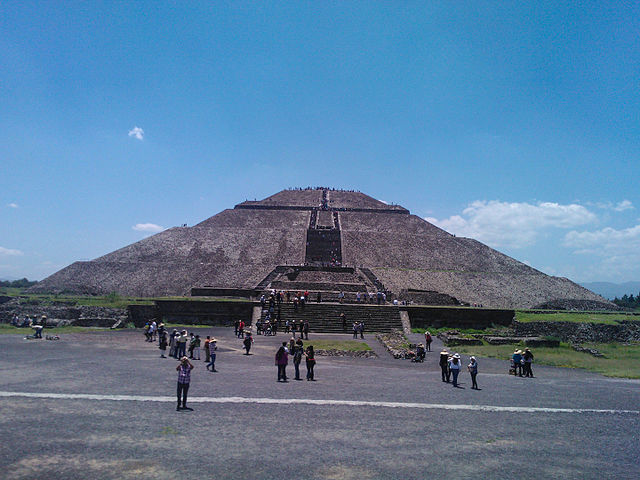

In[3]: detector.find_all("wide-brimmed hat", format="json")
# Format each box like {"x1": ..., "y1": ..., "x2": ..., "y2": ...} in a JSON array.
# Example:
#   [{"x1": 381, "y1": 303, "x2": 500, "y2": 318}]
[
  {"x1": 440, "y1": 350, "x2": 448, "y2": 355},
  {"x1": 210, "y1": 338, "x2": 217, "y2": 342},
  {"x1": 453, "y1": 353, "x2": 461, "y2": 359},
  {"x1": 514, "y1": 349, "x2": 522, "y2": 354}
]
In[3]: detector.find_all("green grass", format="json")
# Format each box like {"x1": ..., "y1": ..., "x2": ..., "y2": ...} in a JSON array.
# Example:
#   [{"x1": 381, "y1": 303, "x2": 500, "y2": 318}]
[
  {"x1": 303, "y1": 340, "x2": 372, "y2": 352},
  {"x1": 515, "y1": 311, "x2": 637, "y2": 325},
  {"x1": 452, "y1": 341, "x2": 640, "y2": 379},
  {"x1": 0, "y1": 324, "x2": 110, "y2": 335}
]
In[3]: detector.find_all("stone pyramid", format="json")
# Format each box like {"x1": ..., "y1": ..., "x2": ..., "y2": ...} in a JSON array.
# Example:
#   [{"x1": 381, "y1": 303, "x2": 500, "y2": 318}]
[{"x1": 32, "y1": 188, "x2": 609, "y2": 309}]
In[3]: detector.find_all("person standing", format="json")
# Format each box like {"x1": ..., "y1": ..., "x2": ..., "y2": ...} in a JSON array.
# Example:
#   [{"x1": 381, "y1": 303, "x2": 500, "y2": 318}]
[
  {"x1": 204, "y1": 336, "x2": 211, "y2": 363},
  {"x1": 207, "y1": 338, "x2": 218, "y2": 372},
  {"x1": 424, "y1": 331, "x2": 432, "y2": 352},
  {"x1": 340, "y1": 313, "x2": 346, "y2": 332},
  {"x1": 176, "y1": 357, "x2": 194, "y2": 411},
  {"x1": 512, "y1": 350, "x2": 524, "y2": 377},
  {"x1": 523, "y1": 348, "x2": 534, "y2": 377},
  {"x1": 193, "y1": 335, "x2": 201, "y2": 360},
  {"x1": 439, "y1": 350, "x2": 450, "y2": 382},
  {"x1": 303, "y1": 320, "x2": 309, "y2": 340},
  {"x1": 293, "y1": 344, "x2": 303, "y2": 380},
  {"x1": 177, "y1": 330, "x2": 188, "y2": 359},
  {"x1": 275, "y1": 342, "x2": 289, "y2": 382},
  {"x1": 359, "y1": 321, "x2": 365, "y2": 339},
  {"x1": 305, "y1": 345, "x2": 316, "y2": 381},
  {"x1": 159, "y1": 330, "x2": 168, "y2": 358},
  {"x1": 352, "y1": 322, "x2": 359, "y2": 339},
  {"x1": 449, "y1": 353, "x2": 461, "y2": 387},
  {"x1": 468, "y1": 356, "x2": 479, "y2": 389},
  {"x1": 238, "y1": 320, "x2": 245, "y2": 338}
]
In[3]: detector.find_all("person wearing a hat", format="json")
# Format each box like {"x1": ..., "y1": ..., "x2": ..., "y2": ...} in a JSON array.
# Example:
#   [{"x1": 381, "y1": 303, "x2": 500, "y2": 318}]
[
  {"x1": 176, "y1": 356, "x2": 194, "y2": 411},
  {"x1": 206, "y1": 338, "x2": 218, "y2": 372},
  {"x1": 449, "y1": 353, "x2": 462, "y2": 387},
  {"x1": 159, "y1": 329, "x2": 168, "y2": 358},
  {"x1": 439, "y1": 350, "x2": 451, "y2": 382},
  {"x1": 512, "y1": 349, "x2": 524, "y2": 377},
  {"x1": 468, "y1": 356, "x2": 479, "y2": 389},
  {"x1": 523, "y1": 348, "x2": 534, "y2": 377}
]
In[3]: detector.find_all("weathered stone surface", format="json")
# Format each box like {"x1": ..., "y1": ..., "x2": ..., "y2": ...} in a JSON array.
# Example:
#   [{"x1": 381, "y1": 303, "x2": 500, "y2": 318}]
[
  {"x1": 376, "y1": 330, "x2": 413, "y2": 359},
  {"x1": 513, "y1": 321, "x2": 640, "y2": 343},
  {"x1": 28, "y1": 188, "x2": 612, "y2": 309},
  {"x1": 0, "y1": 298, "x2": 128, "y2": 326}
]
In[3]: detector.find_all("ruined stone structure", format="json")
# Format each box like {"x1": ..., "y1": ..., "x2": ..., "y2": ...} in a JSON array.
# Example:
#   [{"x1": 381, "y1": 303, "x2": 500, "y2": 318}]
[{"x1": 31, "y1": 188, "x2": 611, "y2": 309}]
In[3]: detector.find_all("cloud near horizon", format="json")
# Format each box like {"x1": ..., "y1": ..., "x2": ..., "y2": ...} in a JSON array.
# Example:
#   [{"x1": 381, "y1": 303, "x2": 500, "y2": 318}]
[
  {"x1": 128, "y1": 126, "x2": 144, "y2": 140},
  {"x1": 8, "y1": 203, "x2": 18, "y2": 208},
  {"x1": 426, "y1": 200, "x2": 596, "y2": 248},
  {"x1": 132, "y1": 223, "x2": 164, "y2": 233},
  {"x1": 0, "y1": 246, "x2": 24, "y2": 256}
]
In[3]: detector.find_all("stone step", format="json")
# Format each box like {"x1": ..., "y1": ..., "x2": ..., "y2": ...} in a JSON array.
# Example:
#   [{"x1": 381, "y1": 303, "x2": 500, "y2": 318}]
[{"x1": 257, "y1": 303, "x2": 403, "y2": 333}]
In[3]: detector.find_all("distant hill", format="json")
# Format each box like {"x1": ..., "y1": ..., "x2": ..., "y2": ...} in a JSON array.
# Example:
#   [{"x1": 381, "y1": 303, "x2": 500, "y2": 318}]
[{"x1": 580, "y1": 282, "x2": 640, "y2": 300}]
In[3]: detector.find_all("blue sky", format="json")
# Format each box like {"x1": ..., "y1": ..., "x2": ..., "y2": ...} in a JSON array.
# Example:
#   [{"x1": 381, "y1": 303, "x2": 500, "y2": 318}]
[{"x1": 1, "y1": 2, "x2": 638, "y2": 283}]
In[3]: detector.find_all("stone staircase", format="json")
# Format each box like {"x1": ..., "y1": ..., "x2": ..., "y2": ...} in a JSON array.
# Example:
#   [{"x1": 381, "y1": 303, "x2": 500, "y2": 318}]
[{"x1": 258, "y1": 302, "x2": 403, "y2": 333}]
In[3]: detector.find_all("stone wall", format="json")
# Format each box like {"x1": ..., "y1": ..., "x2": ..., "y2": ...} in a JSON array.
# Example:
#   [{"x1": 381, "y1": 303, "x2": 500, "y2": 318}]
[
  {"x1": 405, "y1": 306, "x2": 515, "y2": 329},
  {"x1": 155, "y1": 300, "x2": 254, "y2": 327},
  {"x1": 0, "y1": 299, "x2": 128, "y2": 327},
  {"x1": 513, "y1": 321, "x2": 640, "y2": 343}
]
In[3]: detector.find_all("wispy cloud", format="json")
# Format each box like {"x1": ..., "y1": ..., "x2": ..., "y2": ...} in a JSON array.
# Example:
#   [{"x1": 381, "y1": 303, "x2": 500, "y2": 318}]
[
  {"x1": 132, "y1": 223, "x2": 164, "y2": 233},
  {"x1": 0, "y1": 246, "x2": 24, "y2": 256},
  {"x1": 613, "y1": 200, "x2": 634, "y2": 212},
  {"x1": 7, "y1": 203, "x2": 18, "y2": 208},
  {"x1": 426, "y1": 200, "x2": 596, "y2": 248},
  {"x1": 128, "y1": 126, "x2": 144, "y2": 141}
]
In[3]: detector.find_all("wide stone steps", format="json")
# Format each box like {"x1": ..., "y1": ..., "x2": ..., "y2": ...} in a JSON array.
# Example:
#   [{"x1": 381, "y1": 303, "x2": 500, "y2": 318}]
[{"x1": 258, "y1": 302, "x2": 403, "y2": 333}]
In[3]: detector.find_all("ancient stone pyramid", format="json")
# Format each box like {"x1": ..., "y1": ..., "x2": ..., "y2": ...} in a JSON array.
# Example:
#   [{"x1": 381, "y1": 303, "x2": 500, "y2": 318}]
[{"x1": 32, "y1": 188, "x2": 608, "y2": 309}]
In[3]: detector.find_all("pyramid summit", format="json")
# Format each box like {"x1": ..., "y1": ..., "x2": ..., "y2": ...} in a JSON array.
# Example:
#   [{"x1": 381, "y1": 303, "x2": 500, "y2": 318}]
[{"x1": 32, "y1": 187, "x2": 609, "y2": 309}]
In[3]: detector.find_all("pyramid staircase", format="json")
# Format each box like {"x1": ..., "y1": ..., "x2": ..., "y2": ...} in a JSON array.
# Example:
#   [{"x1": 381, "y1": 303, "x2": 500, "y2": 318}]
[{"x1": 257, "y1": 302, "x2": 403, "y2": 333}]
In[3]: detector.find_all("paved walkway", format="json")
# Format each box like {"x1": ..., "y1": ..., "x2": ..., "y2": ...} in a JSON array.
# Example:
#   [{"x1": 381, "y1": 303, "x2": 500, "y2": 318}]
[{"x1": 0, "y1": 328, "x2": 638, "y2": 480}]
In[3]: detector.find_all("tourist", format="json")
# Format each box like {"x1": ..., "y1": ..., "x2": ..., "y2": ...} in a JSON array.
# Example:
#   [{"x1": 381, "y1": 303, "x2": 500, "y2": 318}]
[
  {"x1": 204, "y1": 336, "x2": 211, "y2": 363},
  {"x1": 151, "y1": 321, "x2": 157, "y2": 341},
  {"x1": 177, "y1": 330, "x2": 188, "y2": 359},
  {"x1": 169, "y1": 330, "x2": 178, "y2": 358},
  {"x1": 316, "y1": 292, "x2": 321, "y2": 303},
  {"x1": 206, "y1": 338, "x2": 218, "y2": 372},
  {"x1": 176, "y1": 356, "x2": 194, "y2": 411},
  {"x1": 305, "y1": 345, "x2": 316, "y2": 381},
  {"x1": 439, "y1": 350, "x2": 450, "y2": 382},
  {"x1": 468, "y1": 356, "x2": 479, "y2": 389},
  {"x1": 293, "y1": 344, "x2": 303, "y2": 380},
  {"x1": 188, "y1": 333, "x2": 196, "y2": 359},
  {"x1": 285, "y1": 319, "x2": 291, "y2": 334},
  {"x1": 192, "y1": 335, "x2": 201, "y2": 360},
  {"x1": 289, "y1": 337, "x2": 296, "y2": 355},
  {"x1": 425, "y1": 331, "x2": 432, "y2": 352},
  {"x1": 356, "y1": 292, "x2": 361, "y2": 303},
  {"x1": 234, "y1": 320, "x2": 239, "y2": 337},
  {"x1": 238, "y1": 320, "x2": 245, "y2": 338},
  {"x1": 359, "y1": 321, "x2": 365, "y2": 339},
  {"x1": 243, "y1": 332, "x2": 253, "y2": 355},
  {"x1": 449, "y1": 353, "x2": 461, "y2": 387},
  {"x1": 340, "y1": 313, "x2": 346, "y2": 332},
  {"x1": 352, "y1": 322, "x2": 359, "y2": 339},
  {"x1": 303, "y1": 320, "x2": 309, "y2": 340},
  {"x1": 523, "y1": 348, "x2": 534, "y2": 377},
  {"x1": 159, "y1": 330, "x2": 168, "y2": 358},
  {"x1": 32, "y1": 322, "x2": 43, "y2": 339},
  {"x1": 275, "y1": 342, "x2": 289, "y2": 382},
  {"x1": 512, "y1": 350, "x2": 524, "y2": 377},
  {"x1": 338, "y1": 291, "x2": 345, "y2": 303},
  {"x1": 157, "y1": 322, "x2": 166, "y2": 343}
]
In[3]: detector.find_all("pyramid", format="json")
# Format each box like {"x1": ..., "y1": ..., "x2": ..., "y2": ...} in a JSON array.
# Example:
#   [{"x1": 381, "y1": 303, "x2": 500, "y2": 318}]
[{"x1": 32, "y1": 188, "x2": 610, "y2": 309}]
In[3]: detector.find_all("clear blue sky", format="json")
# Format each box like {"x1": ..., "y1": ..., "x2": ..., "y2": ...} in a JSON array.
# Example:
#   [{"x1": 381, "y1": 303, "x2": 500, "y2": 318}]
[{"x1": 1, "y1": 1, "x2": 638, "y2": 283}]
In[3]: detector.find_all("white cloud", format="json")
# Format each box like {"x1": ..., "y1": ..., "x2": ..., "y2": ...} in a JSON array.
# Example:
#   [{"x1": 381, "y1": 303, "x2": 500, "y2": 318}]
[
  {"x1": 563, "y1": 224, "x2": 640, "y2": 255},
  {"x1": 8, "y1": 203, "x2": 18, "y2": 208},
  {"x1": 128, "y1": 126, "x2": 144, "y2": 140},
  {"x1": 426, "y1": 200, "x2": 596, "y2": 248},
  {"x1": 0, "y1": 246, "x2": 24, "y2": 256},
  {"x1": 563, "y1": 224, "x2": 640, "y2": 282},
  {"x1": 613, "y1": 200, "x2": 634, "y2": 212},
  {"x1": 132, "y1": 223, "x2": 164, "y2": 233}
]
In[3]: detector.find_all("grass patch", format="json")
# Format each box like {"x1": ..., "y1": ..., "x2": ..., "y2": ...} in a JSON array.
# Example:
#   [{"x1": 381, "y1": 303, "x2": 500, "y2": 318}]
[
  {"x1": 0, "y1": 324, "x2": 110, "y2": 335},
  {"x1": 452, "y1": 341, "x2": 640, "y2": 379},
  {"x1": 303, "y1": 340, "x2": 372, "y2": 352},
  {"x1": 515, "y1": 311, "x2": 636, "y2": 325}
]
